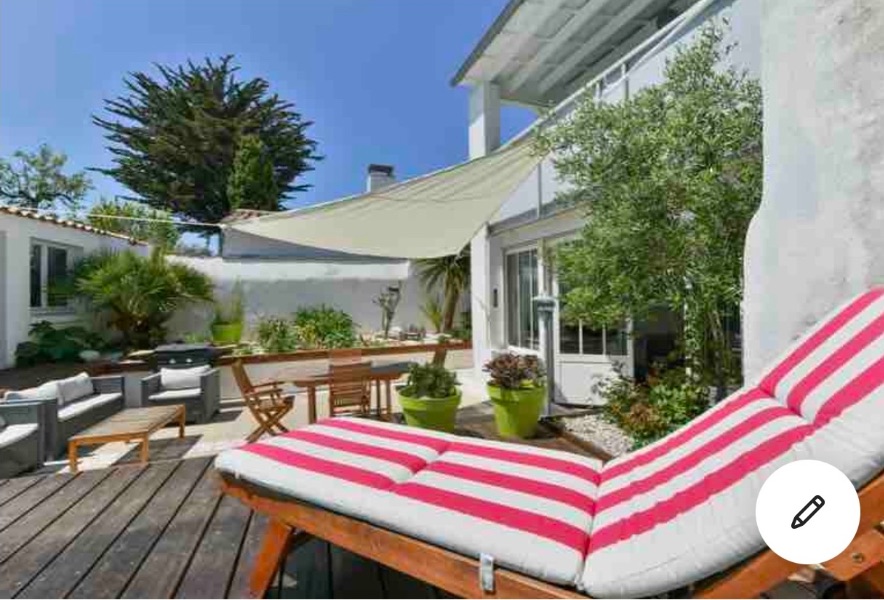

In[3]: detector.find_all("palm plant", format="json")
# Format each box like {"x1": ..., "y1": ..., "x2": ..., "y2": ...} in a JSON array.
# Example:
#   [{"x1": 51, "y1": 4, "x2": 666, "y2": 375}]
[
  {"x1": 415, "y1": 247, "x2": 470, "y2": 333},
  {"x1": 72, "y1": 249, "x2": 213, "y2": 349}
]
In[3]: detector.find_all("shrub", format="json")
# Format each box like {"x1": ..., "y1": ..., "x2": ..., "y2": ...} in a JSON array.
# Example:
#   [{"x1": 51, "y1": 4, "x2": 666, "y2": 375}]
[
  {"x1": 256, "y1": 317, "x2": 298, "y2": 353},
  {"x1": 400, "y1": 363, "x2": 458, "y2": 399},
  {"x1": 483, "y1": 352, "x2": 545, "y2": 390},
  {"x1": 598, "y1": 367, "x2": 709, "y2": 447},
  {"x1": 292, "y1": 306, "x2": 355, "y2": 349},
  {"x1": 15, "y1": 321, "x2": 103, "y2": 367}
]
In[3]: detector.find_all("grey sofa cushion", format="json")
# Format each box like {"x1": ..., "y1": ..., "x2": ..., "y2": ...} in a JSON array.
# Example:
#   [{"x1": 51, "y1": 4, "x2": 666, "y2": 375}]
[
  {"x1": 149, "y1": 388, "x2": 201, "y2": 402},
  {"x1": 3, "y1": 380, "x2": 59, "y2": 402},
  {"x1": 57, "y1": 373, "x2": 95, "y2": 406},
  {"x1": 0, "y1": 423, "x2": 38, "y2": 449},
  {"x1": 160, "y1": 366, "x2": 210, "y2": 390},
  {"x1": 58, "y1": 393, "x2": 122, "y2": 422}
]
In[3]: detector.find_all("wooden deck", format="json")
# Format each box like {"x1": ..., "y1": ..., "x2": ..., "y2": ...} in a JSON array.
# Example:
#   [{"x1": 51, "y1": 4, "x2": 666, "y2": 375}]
[{"x1": 0, "y1": 410, "x2": 600, "y2": 599}]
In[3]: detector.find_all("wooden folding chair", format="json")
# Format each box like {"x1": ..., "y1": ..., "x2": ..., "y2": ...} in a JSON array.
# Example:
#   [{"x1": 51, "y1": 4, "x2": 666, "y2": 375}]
[
  {"x1": 220, "y1": 470, "x2": 884, "y2": 599},
  {"x1": 231, "y1": 361, "x2": 295, "y2": 443},
  {"x1": 328, "y1": 362, "x2": 372, "y2": 418}
]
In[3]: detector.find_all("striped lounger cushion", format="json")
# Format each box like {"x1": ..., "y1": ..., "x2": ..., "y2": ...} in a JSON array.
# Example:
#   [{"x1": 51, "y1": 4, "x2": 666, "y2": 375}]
[{"x1": 215, "y1": 288, "x2": 884, "y2": 598}]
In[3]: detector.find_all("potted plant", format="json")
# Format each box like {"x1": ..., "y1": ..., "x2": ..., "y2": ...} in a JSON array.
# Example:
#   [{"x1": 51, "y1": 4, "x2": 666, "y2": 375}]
[
  {"x1": 397, "y1": 362, "x2": 461, "y2": 433},
  {"x1": 485, "y1": 352, "x2": 546, "y2": 438},
  {"x1": 211, "y1": 281, "x2": 245, "y2": 345}
]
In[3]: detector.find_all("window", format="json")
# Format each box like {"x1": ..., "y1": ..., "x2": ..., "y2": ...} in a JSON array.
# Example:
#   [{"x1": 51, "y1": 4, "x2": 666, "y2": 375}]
[
  {"x1": 505, "y1": 249, "x2": 539, "y2": 350},
  {"x1": 558, "y1": 283, "x2": 627, "y2": 356},
  {"x1": 30, "y1": 242, "x2": 72, "y2": 311}
]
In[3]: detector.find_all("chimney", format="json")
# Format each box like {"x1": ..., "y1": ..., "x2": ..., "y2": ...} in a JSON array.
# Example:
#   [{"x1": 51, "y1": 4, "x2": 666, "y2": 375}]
[{"x1": 366, "y1": 164, "x2": 395, "y2": 192}]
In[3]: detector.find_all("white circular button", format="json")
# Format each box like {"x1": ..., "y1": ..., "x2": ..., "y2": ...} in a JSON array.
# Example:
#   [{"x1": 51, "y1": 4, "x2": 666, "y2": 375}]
[{"x1": 756, "y1": 460, "x2": 859, "y2": 564}]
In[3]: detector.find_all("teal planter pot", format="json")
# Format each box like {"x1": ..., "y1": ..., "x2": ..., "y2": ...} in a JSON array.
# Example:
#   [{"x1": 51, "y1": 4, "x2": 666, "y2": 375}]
[
  {"x1": 399, "y1": 389, "x2": 462, "y2": 433},
  {"x1": 487, "y1": 384, "x2": 546, "y2": 438}
]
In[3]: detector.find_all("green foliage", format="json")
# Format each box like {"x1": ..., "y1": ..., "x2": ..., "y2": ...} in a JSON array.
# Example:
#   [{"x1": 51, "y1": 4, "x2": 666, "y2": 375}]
[
  {"x1": 93, "y1": 56, "x2": 320, "y2": 234},
  {"x1": 256, "y1": 317, "x2": 299, "y2": 353},
  {"x1": 87, "y1": 198, "x2": 180, "y2": 250},
  {"x1": 292, "y1": 306, "x2": 356, "y2": 349},
  {"x1": 213, "y1": 281, "x2": 245, "y2": 325},
  {"x1": 255, "y1": 306, "x2": 355, "y2": 353},
  {"x1": 15, "y1": 321, "x2": 103, "y2": 367},
  {"x1": 400, "y1": 363, "x2": 459, "y2": 399},
  {"x1": 72, "y1": 249, "x2": 214, "y2": 349},
  {"x1": 415, "y1": 247, "x2": 470, "y2": 333},
  {"x1": 598, "y1": 368, "x2": 709, "y2": 447},
  {"x1": 420, "y1": 295, "x2": 444, "y2": 333},
  {"x1": 483, "y1": 352, "x2": 545, "y2": 390},
  {"x1": 535, "y1": 23, "x2": 761, "y2": 397},
  {"x1": 227, "y1": 135, "x2": 278, "y2": 211},
  {"x1": 0, "y1": 144, "x2": 92, "y2": 212}
]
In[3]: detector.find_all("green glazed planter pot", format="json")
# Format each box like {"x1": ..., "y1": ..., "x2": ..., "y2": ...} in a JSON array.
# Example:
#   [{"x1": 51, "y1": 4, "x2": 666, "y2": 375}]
[
  {"x1": 487, "y1": 384, "x2": 546, "y2": 439},
  {"x1": 398, "y1": 389, "x2": 462, "y2": 433},
  {"x1": 211, "y1": 322, "x2": 243, "y2": 345}
]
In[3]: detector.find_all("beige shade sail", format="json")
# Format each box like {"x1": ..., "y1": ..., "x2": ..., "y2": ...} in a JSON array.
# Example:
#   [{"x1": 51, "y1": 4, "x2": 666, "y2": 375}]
[{"x1": 227, "y1": 138, "x2": 543, "y2": 259}]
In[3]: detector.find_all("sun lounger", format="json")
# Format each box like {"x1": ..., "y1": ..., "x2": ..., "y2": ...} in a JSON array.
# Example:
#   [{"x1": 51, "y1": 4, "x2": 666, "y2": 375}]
[{"x1": 216, "y1": 288, "x2": 884, "y2": 598}]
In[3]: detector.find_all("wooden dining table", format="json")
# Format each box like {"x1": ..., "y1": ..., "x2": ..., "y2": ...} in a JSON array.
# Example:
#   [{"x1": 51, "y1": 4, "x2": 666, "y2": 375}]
[{"x1": 276, "y1": 361, "x2": 414, "y2": 423}]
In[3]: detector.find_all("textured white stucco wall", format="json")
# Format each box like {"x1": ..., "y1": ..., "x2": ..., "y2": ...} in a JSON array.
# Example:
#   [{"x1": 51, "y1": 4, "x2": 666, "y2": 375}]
[
  {"x1": 0, "y1": 214, "x2": 145, "y2": 368},
  {"x1": 743, "y1": 0, "x2": 884, "y2": 380}
]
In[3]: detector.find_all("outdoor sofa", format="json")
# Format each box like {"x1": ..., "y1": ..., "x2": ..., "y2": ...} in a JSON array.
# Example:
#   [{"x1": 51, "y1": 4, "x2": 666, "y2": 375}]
[
  {"x1": 215, "y1": 288, "x2": 884, "y2": 598},
  {"x1": 0, "y1": 400, "x2": 45, "y2": 477},
  {"x1": 141, "y1": 365, "x2": 220, "y2": 424},
  {"x1": 2, "y1": 373, "x2": 125, "y2": 459}
]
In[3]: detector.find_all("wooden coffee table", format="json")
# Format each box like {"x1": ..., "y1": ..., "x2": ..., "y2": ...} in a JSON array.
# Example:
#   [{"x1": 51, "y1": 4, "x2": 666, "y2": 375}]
[{"x1": 68, "y1": 405, "x2": 186, "y2": 473}]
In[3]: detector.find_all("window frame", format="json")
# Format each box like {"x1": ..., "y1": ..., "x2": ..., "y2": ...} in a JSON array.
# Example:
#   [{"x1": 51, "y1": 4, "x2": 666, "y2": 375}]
[
  {"x1": 504, "y1": 245, "x2": 540, "y2": 351},
  {"x1": 29, "y1": 240, "x2": 76, "y2": 315}
]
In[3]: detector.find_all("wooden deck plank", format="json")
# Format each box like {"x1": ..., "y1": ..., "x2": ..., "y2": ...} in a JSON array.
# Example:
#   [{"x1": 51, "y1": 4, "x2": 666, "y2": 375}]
[
  {"x1": 0, "y1": 470, "x2": 111, "y2": 564},
  {"x1": 118, "y1": 460, "x2": 220, "y2": 599},
  {"x1": 0, "y1": 474, "x2": 43, "y2": 509},
  {"x1": 0, "y1": 473, "x2": 74, "y2": 533},
  {"x1": 0, "y1": 466, "x2": 142, "y2": 598},
  {"x1": 227, "y1": 512, "x2": 269, "y2": 599},
  {"x1": 175, "y1": 494, "x2": 252, "y2": 598},
  {"x1": 70, "y1": 457, "x2": 211, "y2": 599},
  {"x1": 17, "y1": 462, "x2": 180, "y2": 599}
]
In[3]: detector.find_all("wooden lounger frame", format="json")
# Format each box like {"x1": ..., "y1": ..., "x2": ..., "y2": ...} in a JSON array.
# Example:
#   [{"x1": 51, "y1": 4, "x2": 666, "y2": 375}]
[{"x1": 219, "y1": 471, "x2": 884, "y2": 599}]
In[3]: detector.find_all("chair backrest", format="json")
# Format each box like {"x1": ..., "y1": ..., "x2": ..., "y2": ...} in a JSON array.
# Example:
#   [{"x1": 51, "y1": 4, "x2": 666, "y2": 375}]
[
  {"x1": 329, "y1": 348, "x2": 363, "y2": 366},
  {"x1": 328, "y1": 363, "x2": 372, "y2": 417},
  {"x1": 231, "y1": 361, "x2": 254, "y2": 397}
]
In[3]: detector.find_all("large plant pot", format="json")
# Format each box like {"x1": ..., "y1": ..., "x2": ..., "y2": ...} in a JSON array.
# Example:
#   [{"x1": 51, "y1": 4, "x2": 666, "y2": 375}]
[
  {"x1": 487, "y1": 384, "x2": 546, "y2": 438},
  {"x1": 399, "y1": 389, "x2": 462, "y2": 433},
  {"x1": 211, "y1": 322, "x2": 243, "y2": 345}
]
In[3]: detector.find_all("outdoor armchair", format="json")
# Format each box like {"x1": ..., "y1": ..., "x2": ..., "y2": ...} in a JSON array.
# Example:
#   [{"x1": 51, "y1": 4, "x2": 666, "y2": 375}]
[
  {"x1": 0, "y1": 401, "x2": 45, "y2": 478},
  {"x1": 141, "y1": 366, "x2": 220, "y2": 424}
]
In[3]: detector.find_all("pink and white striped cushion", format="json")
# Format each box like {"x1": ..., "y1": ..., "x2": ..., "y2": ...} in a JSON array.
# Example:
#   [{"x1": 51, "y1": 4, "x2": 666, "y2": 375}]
[{"x1": 582, "y1": 288, "x2": 884, "y2": 597}]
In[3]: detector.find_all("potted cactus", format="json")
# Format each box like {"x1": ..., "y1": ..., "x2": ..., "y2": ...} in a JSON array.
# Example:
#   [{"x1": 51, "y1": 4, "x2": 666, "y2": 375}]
[
  {"x1": 397, "y1": 362, "x2": 461, "y2": 433},
  {"x1": 485, "y1": 352, "x2": 546, "y2": 438}
]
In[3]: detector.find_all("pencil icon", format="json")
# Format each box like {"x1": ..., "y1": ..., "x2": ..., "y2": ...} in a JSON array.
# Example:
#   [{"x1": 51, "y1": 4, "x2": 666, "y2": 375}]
[{"x1": 791, "y1": 495, "x2": 825, "y2": 529}]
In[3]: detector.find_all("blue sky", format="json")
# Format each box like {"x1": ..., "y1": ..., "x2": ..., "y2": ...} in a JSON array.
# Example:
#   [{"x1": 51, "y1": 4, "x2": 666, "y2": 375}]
[{"x1": 0, "y1": 0, "x2": 536, "y2": 212}]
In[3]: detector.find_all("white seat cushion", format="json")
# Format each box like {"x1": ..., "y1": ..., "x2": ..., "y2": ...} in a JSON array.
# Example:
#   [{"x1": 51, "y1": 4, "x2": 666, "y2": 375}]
[
  {"x1": 56, "y1": 372, "x2": 95, "y2": 406},
  {"x1": 148, "y1": 388, "x2": 202, "y2": 402},
  {"x1": 3, "y1": 380, "x2": 59, "y2": 402},
  {"x1": 0, "y1": 423, "x2": 38, "y2": 448},
  {"x1": 161, "y1": 366, "x2": 210, "y2": 390},
  {"x1": 215, "y1": 417, "x2": 600, "y2": 586},
  {"x1": 58, "y1": 393, "x2": 122, "y2": 422}
]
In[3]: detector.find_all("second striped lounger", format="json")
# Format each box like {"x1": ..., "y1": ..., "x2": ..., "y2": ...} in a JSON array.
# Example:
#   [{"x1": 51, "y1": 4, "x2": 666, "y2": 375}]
[{"x1": 215, "y1": 288, "x2": 884, "y2": 598}]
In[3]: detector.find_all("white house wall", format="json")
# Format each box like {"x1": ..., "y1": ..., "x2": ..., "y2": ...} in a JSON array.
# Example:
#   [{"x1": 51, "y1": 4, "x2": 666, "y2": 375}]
[
  {"x1": 0, "y1": 214, "x2": 144, "y2": 368},
  {"x1": 167, "y1": 256, "x2": 450, "y2": 341}
]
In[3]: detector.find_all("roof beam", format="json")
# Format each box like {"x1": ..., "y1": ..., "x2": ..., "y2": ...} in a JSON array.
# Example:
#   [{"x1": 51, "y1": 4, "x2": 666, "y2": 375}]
[
  {"x1": 506, "y1": 0, "x2": 614, "y2": 95},
  {"x1": 479, "y1": 0, "x2": 571, "y2": 84},
  {"x1": 537, "y1": 0, "x2": 661, "y2": 95}
]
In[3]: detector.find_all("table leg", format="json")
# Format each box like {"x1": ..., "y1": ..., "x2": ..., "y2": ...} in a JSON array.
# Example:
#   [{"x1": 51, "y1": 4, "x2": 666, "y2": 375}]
[
  {"x1": 385, "y1": 380, "x2": 392, "y2": 420},
  {"x1": 178, "y1": 407, "x2": 186, "y2": 438},
  {"x1": 140, "y1": 436, "x2": 150, "y2": 465},
  {"x1": 375, "y1": 379, "x2": 381, "y2": 418},
  {"x1": 308, "y1": 385, "x2": 317, "y2": 424},
  {"x1": 68, "y1": 441, "x2": 79, "y2": 473}
]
